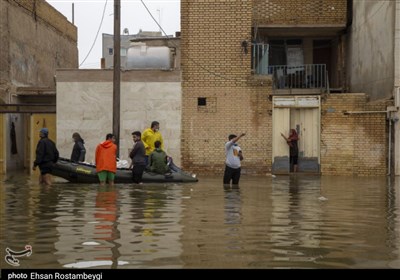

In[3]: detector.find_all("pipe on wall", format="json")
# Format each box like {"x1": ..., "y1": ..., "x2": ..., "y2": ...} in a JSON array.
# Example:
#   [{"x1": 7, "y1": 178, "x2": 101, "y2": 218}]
[
  {"x1": 388, "y1": 116, "x2": 392, "y2": 176},
  {"x1": 343, "y1": 108, "x2": 396, "y2": 176},
  {"x1": 343, "y1": 110, "x2": 387, "y2": 114}
]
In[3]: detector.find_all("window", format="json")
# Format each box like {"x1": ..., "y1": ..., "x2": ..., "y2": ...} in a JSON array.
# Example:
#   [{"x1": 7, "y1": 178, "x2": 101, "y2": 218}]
[
  {"x1": 198, "y1": 97, "x2": 207, "y2": 106},
  {"x1": 108, "y1": 48, "x2": 113, "y2": 55},
  {"x1": 197, "y1": 97, "x2": 216, "y2": 113},
  {"x1": 268, "y1": 38, "x2": 303, "y2": 66}
]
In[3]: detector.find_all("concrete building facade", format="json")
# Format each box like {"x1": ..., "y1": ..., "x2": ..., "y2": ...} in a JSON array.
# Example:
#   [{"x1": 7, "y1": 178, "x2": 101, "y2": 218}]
[
  {"x1": 0, "y1": 0, "x2": 78, "y2": 173},
  {"x1": 56, "y1": 34, "x2": 183, "y2": 169},
  {"x1": 347, "y1": 0, "x2": 400, "y2": 175},
  {"x1": 56, "y1": 69, "x2": 183, "y2": 168},
  {"x1": 180, "y1": 0, "x2": 389, "y2": 176}
]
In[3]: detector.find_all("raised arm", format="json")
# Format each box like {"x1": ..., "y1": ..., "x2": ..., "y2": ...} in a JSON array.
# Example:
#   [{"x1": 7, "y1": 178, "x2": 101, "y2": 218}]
[{"x1": 232, "y1": 133, "x2": 246, "y2": 143}]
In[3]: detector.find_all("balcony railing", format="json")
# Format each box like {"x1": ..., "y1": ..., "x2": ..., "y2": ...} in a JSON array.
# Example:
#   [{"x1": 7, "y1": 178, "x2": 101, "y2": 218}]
[
  {"x1": 267, "y1": 64, "x2": 327, "y2": 90},
  {"x1": 252, "y1": 44, "x2": 328, "y2": 91}
]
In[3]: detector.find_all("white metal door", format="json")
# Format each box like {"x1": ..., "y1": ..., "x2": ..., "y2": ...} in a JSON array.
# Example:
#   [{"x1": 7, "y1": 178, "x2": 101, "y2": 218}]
[
  {"x1": 272, "y1": 107, "x2": 290, "y2": 174},
  {"x1": 272, "y1": 96, "x2": 320, "y2": 174},
  {"x1": 291, "y1": 108, "x2": 320, "y2": 159}
]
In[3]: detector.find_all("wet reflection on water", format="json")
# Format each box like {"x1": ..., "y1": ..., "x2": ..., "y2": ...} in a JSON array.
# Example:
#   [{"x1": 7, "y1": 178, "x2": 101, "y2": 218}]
[{"x1": 1, "y1": 173, "x2": 399, "y2": 268}]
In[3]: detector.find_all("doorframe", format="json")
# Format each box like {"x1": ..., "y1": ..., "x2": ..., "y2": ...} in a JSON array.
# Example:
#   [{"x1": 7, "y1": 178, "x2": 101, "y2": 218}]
[
  {"x1": 0, "y1": 114, "x2": 5, "y2": 174},
  {"x1": 272, "y1": 95, "x2": 321, "y2": 174}
]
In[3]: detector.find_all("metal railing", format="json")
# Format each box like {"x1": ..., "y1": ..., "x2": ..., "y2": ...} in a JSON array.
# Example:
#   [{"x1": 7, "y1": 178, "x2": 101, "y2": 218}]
[
  {"x1": 267, "y1": 64, "x2": 327, "y2": 90},
  {"x1": 251, "y1": 44, "x2": 327, "y2": 90},
  {"x1": 252, "y1": 43, "x2": 269, "y2": 75}
]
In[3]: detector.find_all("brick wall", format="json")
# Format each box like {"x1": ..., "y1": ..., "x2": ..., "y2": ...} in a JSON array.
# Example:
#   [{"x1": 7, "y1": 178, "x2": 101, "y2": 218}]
[
  {"x1": 181, "y1": 0, "x2": 387, "y2": 176},
  {"x1": 253, "y1": 0, "x2": 347, "y2": 25},
  {"x1": 182, "y1": 0, "x2": 275, "y2": 175},
  {"x1": 321, "y1": 93, "x2": 388, "y2": 176},
  {"x1": 181, "y1": 0, "x2": 252, "y2": 87},
  {"x1": 181, "y1": 83, "x2": 273, "y2": 175}
]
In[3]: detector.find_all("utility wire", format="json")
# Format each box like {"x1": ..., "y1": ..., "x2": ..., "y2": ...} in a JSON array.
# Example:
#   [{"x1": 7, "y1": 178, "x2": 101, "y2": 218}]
[
  {"x1": 140, "y1": 0, "x2": 338, "y2": 81},
  {"x1": 140, "y1": 0, "x2": 395, "y2": 84},
  {"x1": 79, "y1": 0, "x2": 108, "y2": 67}
]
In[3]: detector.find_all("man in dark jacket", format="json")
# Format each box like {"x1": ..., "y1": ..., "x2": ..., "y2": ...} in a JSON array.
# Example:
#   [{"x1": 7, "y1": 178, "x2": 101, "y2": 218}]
[
  {"x1": 32, "y1": 128, "x2": 59, "y2": 185},
  {"x1": 129, "y1": 131, "x2": 146, "y2": 184}
]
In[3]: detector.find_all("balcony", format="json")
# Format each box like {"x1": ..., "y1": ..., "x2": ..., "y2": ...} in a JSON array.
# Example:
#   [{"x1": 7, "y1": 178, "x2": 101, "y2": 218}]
[
  {"x1": 268, "y1": 64, "x2": 327, "y2": 92},
  {"x1": 252, "y1": 44, "x2": 328, "y2": 94}
]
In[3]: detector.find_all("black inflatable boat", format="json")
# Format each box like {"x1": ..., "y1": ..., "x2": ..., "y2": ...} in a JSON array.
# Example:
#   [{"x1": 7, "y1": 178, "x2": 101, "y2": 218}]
[{"x1": 51, "y1": 157, "x2": 198, "y2": 183}]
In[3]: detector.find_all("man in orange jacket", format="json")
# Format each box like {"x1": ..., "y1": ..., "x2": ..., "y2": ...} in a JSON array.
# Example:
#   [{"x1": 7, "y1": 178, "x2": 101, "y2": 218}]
[{"x1": 95, "y1": 133, "x2": 117, "y2": 186}]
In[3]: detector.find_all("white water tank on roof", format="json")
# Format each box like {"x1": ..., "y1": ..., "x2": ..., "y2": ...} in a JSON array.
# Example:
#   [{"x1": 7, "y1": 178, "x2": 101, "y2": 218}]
[{"x1": 126, "y1": 42, "x2": 171, "y2": 69}]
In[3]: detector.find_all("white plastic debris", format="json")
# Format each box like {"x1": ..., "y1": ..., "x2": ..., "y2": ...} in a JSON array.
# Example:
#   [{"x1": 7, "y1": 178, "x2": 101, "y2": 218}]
[{"x1": 117, "y1": 159, "x2": 129, "y2": 168}]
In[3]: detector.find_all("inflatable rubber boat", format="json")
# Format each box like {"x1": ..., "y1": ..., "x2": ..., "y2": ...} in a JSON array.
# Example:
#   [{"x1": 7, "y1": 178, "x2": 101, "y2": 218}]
[{"x1": 51, "y1": 157, "x2": 198, "y2": 183}]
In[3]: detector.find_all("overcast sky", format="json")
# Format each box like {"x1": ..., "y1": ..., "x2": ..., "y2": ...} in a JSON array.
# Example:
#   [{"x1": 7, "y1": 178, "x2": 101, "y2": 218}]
[{"x1": 46, "y1": 0, "x2": 180, "y2": 68}]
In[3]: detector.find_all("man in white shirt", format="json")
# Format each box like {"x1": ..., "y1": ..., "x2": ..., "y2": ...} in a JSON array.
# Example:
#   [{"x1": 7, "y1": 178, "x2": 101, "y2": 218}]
[{"x1": 223, "y1": 133, "x2": 246, "y2": 186}]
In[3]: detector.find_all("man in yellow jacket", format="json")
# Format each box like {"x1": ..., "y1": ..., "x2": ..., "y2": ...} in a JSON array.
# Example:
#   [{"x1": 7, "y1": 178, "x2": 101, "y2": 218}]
[{"x1": 142, "y1": 121, "x2": 164, "y2": 165}]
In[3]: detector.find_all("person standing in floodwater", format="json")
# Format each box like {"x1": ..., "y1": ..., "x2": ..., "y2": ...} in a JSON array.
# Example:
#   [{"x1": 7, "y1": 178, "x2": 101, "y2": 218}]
[
  {"x1": 70, "y1": 132, "x2": 86, "y2": 162},
  {"x1": 223, "y1": 133, "x2": 245, "y2": 186},
  {"x1": 33, "y1": 128, "x2": 59, "y2": 185},
  {"x1": 129, "y1": 131, "x2": 146, "y2": 184},
  {"x1": 281, "y1": 129, "x2": 299, "y2": 172},
  {"x1": 95, "y1": 133, "x2": 117, "y2": 186}
]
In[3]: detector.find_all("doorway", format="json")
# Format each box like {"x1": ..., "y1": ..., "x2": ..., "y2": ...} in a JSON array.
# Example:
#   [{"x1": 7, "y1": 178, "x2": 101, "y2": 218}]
[
  {"x1": 0, "y1": 113, "x2": 4, "y2": 174},
  {"x1": 313, "y1": 40, "x2": 332, "y2": 87},
  {"x1": 272, "y1": 96, "x2": 320, "y2": 174}
]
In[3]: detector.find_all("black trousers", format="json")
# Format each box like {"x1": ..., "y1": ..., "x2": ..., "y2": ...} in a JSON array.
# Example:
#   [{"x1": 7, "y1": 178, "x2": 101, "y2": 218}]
[
  {"x1": 132, "y1": 165, "x2": 146, "y2": 184},
  {"x1": 223, "y1": 165, "x2": 241, "y2": 185},
  {"x1": 39, "y1": 161, "x2": 54, "y2": 175}
]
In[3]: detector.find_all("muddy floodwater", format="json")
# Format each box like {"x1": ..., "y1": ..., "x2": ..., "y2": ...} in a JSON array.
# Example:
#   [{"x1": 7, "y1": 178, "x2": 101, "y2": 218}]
[{"x1": 1, "y1": 172, "x2": 399, "y2": 269}]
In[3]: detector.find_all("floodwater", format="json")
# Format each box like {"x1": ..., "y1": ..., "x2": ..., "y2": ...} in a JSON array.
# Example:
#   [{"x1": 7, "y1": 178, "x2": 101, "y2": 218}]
[{"x1": 1, "y1": 172, "x2": 400, "y2": 269}]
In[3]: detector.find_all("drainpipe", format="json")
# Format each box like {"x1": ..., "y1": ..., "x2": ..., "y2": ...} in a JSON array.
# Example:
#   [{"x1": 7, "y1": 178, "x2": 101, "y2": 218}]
[
  {"x1": 346, "y1": 0, "x2": 353, "y2": 28},
  {"x1": 395, "y1": 1, "x2": 400, "y2": 176},
  {"x1": 387, "y1": 110, "x2": 400, "y2": 176},
  {"x1": 388, "y1": 115, "x2": 392, "y2": 176}
]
